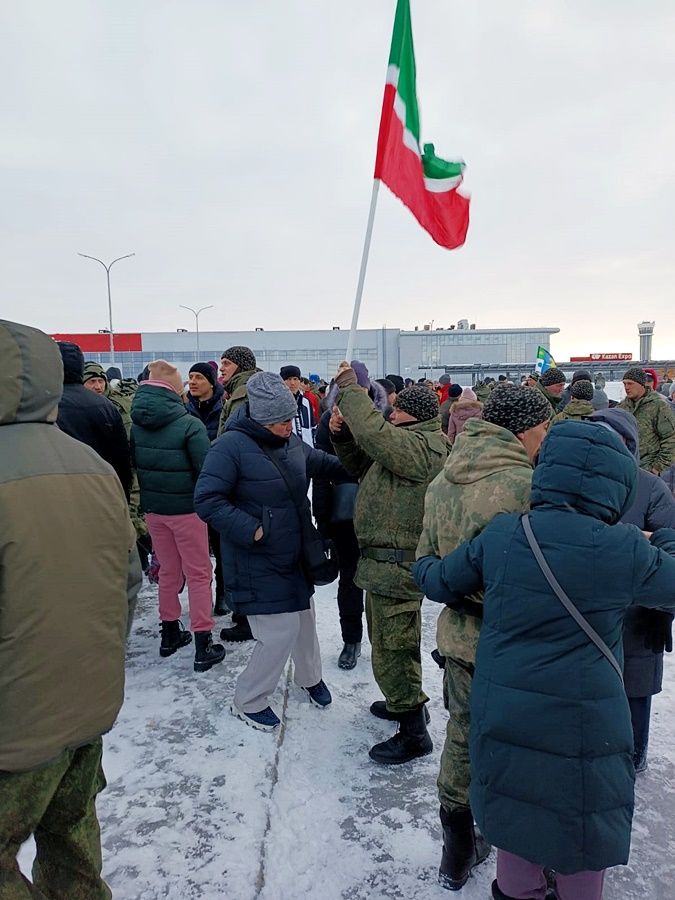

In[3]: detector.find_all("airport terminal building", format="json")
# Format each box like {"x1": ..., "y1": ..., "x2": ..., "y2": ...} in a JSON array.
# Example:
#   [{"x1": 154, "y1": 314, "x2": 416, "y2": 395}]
[{"x1": 52, "y1": 322, "x2": 560, "y2": 381}]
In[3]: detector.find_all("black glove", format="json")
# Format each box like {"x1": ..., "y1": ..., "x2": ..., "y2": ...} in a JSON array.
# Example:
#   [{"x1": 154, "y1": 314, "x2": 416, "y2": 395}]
[{"x1": 635, "y1": 608, "x2": 674, "y2": 654}]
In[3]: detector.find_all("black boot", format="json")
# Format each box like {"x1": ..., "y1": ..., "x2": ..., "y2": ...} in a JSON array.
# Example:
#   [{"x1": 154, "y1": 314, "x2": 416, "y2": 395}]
[
  {"x1": 369, "y1": 705, "x2": 433, "y2": 764},
  {"x1": 213, "y1": 594, "x2": 229, "y2": 617},
  {"x1": 338, "y1": 642, "x2": 361, "y2": 669},
  {"x1": 438, "y1": 805, "x2": 491, "y2": 891},
  {"x1": 491, "y1": 881, "x2": 516, "y2": 899},
  {"x1": 160, "y1": 620, "x2": 192, "y2": 657},
  {"x1": 194, "y1": 631, "x2": 226, "y2": 673},
  {"x1": 370, "y1": 700, "x2": 430, "y2": 724},
  {"x1": 220, "y1": 617, "x2": 253, "y2": 642},
  {"x1": 431, "y1": 648, "x2": 447, "y2": 669}
]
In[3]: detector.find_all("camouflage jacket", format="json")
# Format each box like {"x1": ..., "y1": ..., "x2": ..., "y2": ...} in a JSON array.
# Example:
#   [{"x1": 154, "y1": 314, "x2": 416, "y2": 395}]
[
  {"x1": 416, "y1": 418, "x2": 533, "y2": 662},
  {"x1": 217, "y1": 369, "x2": 260, "y2": 436},
  {"x1": 333, "y1": 385, "x2": 448, "y2": 601},
  {"x1": 619, "y1": 389, "x2": 675, "y2": 474},
  {"x1": 106, "y1": 379, "x2": 138, "y2": 438},
  {"x1": 473, "y1": 382, "x2": 491, "y2": 403},
  {"x1": 551, "y1": 398, "x2": 594, "y2": 423},
  {"x1": 534, "y1": 379, "x2": 561, "y2": 413}
]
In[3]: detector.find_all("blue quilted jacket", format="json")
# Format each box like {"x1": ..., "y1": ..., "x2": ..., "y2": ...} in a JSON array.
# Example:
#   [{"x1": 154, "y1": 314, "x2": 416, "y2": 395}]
[{"x1": 194, "y1": 406, "x2": 343, "y2": 615}]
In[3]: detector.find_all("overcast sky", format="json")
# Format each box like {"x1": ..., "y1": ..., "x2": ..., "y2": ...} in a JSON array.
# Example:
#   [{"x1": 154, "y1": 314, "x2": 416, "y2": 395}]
[{"x1": 2, "y1": 1, "x2": 674, "y2": 362}]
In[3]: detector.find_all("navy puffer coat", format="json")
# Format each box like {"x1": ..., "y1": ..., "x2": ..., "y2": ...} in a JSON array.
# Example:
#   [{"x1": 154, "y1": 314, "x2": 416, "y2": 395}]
[
  {"x1": 415, "y1": 420, "x2": 675, "y2": 874},
  {"x1": 194, "y1": 406, "x2": 344, "y2": 615}
]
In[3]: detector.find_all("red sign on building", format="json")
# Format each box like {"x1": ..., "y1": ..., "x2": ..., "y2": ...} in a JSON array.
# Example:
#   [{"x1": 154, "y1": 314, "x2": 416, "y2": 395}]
[
  {"x1": 569, "y1": 353, "x2": 632, "y2": 363},
  {"x1": 51, "y1": 333, "x2": 143, "y2": 352}
]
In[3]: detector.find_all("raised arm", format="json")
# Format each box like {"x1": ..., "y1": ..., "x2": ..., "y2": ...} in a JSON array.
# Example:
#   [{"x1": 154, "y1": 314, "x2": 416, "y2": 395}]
[{"x1": 337, "y1": 385, "x2": 440, "y2": 482}]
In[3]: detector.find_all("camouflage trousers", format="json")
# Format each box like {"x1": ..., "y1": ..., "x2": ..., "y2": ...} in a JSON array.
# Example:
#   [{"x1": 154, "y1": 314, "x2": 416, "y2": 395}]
[
  {"x1": 0, "y1": 739, "x2": 110, "y2": 900},
  {"x1": 366, "y1": 592, "x2": 428, "y2": 713},
  {"x1": 438, "y1": 656, "x2": 475, "y2": 812}
]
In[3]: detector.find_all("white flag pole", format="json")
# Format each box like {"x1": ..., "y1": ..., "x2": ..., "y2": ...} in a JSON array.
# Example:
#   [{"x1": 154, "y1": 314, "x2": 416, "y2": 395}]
[{"x1": 346, "y1": 179, "x2": 381, "y2": 362}]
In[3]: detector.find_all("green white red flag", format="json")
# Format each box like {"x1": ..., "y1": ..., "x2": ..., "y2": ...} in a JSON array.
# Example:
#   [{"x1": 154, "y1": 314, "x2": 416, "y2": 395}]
[{"x1": 374, "y1": 0, "x2": 469, "y2": 249}]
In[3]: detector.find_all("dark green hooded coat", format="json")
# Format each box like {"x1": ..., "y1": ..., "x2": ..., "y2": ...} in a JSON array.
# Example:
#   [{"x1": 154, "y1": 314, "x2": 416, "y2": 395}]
[
  {"x1": 131, "y1": 384, "x2": 210, "y2": 515},
  {"x1": 415, "y1": 420, "x2": 675, "y2": 873}
]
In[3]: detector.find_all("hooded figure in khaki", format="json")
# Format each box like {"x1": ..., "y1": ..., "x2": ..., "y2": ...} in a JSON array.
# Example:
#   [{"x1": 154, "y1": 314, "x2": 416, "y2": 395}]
[
  {"x1": 415, "y1": 383, "x2": 551, "y2": 891},
  {"x1": 0, "y1": 320, "x2": 140, "y2": 899}
]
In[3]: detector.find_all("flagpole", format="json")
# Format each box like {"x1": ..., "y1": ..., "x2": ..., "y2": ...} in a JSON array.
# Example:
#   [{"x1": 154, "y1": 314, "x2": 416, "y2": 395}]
[{"x1": 346, "y1": 179, "x2": 381, "y2": 362}]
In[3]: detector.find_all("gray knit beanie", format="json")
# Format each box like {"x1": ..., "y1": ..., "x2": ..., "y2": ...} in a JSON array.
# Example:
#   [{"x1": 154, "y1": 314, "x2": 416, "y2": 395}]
[
  {"x1": 221, "y1": 345, "x2": 257, "y2": 372},
  {"x1": 571, "y1": 380, "x2": 594, "y2": 402},
  {"x1": 247, "y1": 372, "x2": 298, "y2": 425},
  {"x1": 483, "y1": 384, "x2": 551, "y2": 434},
  {"x1": 540, "y1": 367, "x2": 566, "y2": 387},
  {"x1": 623, "y1": 367, "x2": 646, "y2": 386},
  {"x1": 394, "y1": 386, "x2": 439, "y2": 422}
]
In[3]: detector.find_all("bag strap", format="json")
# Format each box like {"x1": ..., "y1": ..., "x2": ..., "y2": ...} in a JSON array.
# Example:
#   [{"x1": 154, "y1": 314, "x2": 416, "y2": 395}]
[
  {"x1": 521, "y1": 514, "x2": 624, "y2": 684},
  {"x1": 256, "y1": 440, "x2": 309, "y2": 523}
]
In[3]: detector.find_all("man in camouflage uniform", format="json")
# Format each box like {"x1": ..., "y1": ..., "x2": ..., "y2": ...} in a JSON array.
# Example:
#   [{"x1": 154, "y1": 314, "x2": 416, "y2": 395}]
[
  {"x1": 84, "y1": 361, "x2": 148, "y2": 550},
  {"x1": 619, "y1": 366, "x2": 675, "y2": 474},
  {"x1": 414, "y1": 384, "x2": 551, "y2": 891},
  {"x1": 216, "y1": 346, "x2": 260, "y2": 437},
  {"x1": 551, "y1": 378, "x2": 594, "y2": 423},
  {"x1": 330, "y1": 367, "x2": 447, "y2": 764},
  {"x1": 533, "y1": 366, "x2": 566, "y2": 413},
  {"x1": 1, "y1": 320, "x2": 141, "y2": 900}
]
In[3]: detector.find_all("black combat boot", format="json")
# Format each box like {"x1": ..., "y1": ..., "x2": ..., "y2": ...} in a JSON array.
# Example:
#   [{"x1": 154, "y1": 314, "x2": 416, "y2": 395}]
[
  {"x1": 370, "y1": 701, "x2": 430, "y2": 724},
  {"x1": 438, "y1": 805, "x2": 491, "y2": 891},
  {"x1": 160, "y1": 620, "x2": 192, "y2": 657},
  {"x1": 368, "y1": 705, "x2": 433, "y2": 764},
  {"x1": 194, "y1": 631, "x2": 226, "y2": 672},
  {"x1": 491, "y1": 881, "x2": 517, "y2": 899},
  {"x1": 220, "y1": 614, "x2": 253, "y2": 643},
  {"x1": 338, "y1": 642, "x2": 361, "y2": 669}
]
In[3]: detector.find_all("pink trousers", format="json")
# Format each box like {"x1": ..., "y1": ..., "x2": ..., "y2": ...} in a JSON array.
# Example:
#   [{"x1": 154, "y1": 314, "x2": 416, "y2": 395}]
[
  {"x1": 497, "y1": 849, "x2": 605, "y2": 900},
  {"x1": 146, "y1": 513, "x2": 214, "y2": 633}
]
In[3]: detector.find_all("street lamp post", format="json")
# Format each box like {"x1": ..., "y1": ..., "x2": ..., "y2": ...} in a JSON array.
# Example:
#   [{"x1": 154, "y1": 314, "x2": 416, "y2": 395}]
[
  {"x1": 78, "y1": 253, "x2": 135, "y2": 364},
  {"x1": 179, "y1": 305, "x2": 214, "y2": 356}
]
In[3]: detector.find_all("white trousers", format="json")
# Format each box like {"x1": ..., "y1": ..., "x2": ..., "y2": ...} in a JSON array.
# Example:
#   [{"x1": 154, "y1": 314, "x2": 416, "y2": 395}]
[{"x1": 234, "y1": 598, "x2": 322, "y2": 714}]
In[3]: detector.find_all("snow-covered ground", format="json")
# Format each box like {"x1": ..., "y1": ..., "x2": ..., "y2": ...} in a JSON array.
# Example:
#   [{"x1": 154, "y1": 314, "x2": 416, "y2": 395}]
[{"x1": 20, "y1": 578, "x2": 675, "y2": 898}]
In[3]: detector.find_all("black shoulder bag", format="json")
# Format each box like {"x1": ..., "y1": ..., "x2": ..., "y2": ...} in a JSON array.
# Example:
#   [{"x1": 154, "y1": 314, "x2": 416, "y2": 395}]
[
  {"x1": 521, "y1": 514, "x2": 623, "y2": 684},
  {"x1": 260, "y1": 445, "x2": 339, "y2": 587}
]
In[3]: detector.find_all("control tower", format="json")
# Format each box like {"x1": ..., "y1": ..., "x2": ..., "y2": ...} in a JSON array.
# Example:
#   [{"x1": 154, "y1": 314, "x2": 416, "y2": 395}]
[{"x1": 638, "y1": 321, "x2": 655, "y2": 362}]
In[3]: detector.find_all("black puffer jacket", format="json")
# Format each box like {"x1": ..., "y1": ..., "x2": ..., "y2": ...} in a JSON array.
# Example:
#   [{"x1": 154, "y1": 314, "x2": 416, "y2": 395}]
[
  {"x1": 592, "y1": 408, "x2": 675, "y2": 696},
  {"x1": 312, "y1": 409, "x2": 359, "y2": 531},
  {"x1": 194, "y1": 406, "x2": 344, "y2": 615},
  {"x1": 56, "y1": 342, "x2": 132, "y2": 499}
]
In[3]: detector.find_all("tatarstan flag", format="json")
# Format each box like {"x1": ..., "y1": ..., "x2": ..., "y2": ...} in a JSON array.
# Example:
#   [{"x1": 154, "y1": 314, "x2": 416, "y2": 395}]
[{"x1": 374, "y1": 0, "x2": 469, "y2": 249}]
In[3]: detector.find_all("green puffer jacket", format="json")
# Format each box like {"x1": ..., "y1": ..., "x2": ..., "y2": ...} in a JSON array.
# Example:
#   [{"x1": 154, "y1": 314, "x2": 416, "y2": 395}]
[
  {"x1": 619, "y1": 388, "x2": 675, "y2": 474},
  {"x1": 131, "y1": 384, "x2": 210, "y2": 515},
  {"x1": 332, "y1": 385, "x2": 448, "y2": 600},
  {"x1": 551, "y1": 398, "x2": 594, "y2": 423},
  {"x1": 217, "y1": 369, "x2": 260, "y2": 436},
  {"x1": 417, "y1": 418, "x2": 533, "y2": 662}
]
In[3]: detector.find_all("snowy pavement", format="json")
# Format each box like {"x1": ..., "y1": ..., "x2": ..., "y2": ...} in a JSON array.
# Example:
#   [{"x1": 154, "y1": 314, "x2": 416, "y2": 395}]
[{"x1": 22, "y1": 578, "x2": 675, "y2": 898}]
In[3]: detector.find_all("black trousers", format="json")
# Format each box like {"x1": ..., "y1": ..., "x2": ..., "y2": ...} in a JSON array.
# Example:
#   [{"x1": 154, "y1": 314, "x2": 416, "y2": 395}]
[
  {"x1": 330, "y1": 520, "x2": 364, "y2": 644},
  {"x1": 628, "y1": 695, "x2": 652, "y2": 761},
  {"x1": 207, "y1": 525, "x2": 224, "y2": 603}
]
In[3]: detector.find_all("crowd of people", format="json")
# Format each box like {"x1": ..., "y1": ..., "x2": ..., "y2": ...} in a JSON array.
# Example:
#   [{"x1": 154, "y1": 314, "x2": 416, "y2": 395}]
[{"x1": 2, "y1": 316, "x2": 675, "y2": 900}]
